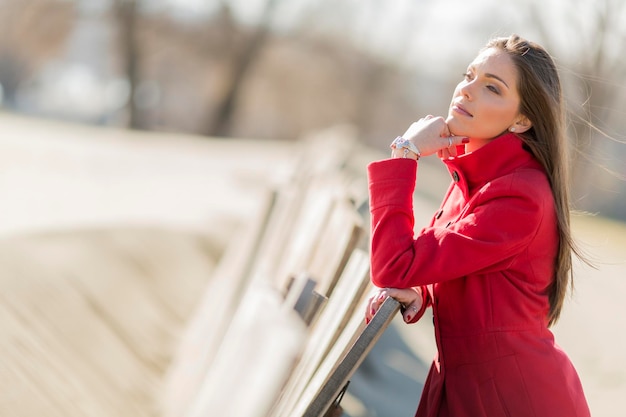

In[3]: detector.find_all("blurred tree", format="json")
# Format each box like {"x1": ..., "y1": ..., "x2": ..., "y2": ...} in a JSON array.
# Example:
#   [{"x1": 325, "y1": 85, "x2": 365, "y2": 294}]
[
  {"x1": 112, "y1": 0, "x2": 143, "y2": 129},
  {"x1": 205, "y1": 0, "x2": 281, "y2": 137},
  {"x1": 338, "y1": 0, "x2": 431, "y2": 140},
  {"x1": 524, "y1": 0, "x2": 626, "y2": 216},
  {"x1": 0, "y1": 0, "x2": 75, "y2": 107},
  {"x1": 202, "y1": 0, "x2": 441, "y2": 141}
]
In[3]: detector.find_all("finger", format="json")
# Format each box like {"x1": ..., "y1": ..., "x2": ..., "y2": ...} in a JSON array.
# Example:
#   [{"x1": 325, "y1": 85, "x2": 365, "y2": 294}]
[
  {"x1": 402, "y1": 302, "x2": 420, "y2": 323},
  {"x1": 368, "y1": 296, "x2": 379, "y2": 319},
  {"x1": 365, "y1": 291, "x2": 386, "y2": 323},
  {"x1": 384, "y1": 288, "x2": 417, "y2": 305},
  {"x1": 365, "y1": 295, "x2": 376, "y2": 323},
  {"x1": 440, "y1": 123, "x2": 451, "y2": 138},
  {"x1": 443, "y1": 135, "x2": 469, "y2": 148}
]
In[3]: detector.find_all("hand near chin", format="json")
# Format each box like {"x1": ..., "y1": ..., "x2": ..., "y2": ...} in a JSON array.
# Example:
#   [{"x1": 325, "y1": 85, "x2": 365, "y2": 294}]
[
  {"x1": 402, "y1": 116, "x2": 467, "y2": 158},
  {"x1": 365, "y1": 287, "x2": 423, "y2": 324}
]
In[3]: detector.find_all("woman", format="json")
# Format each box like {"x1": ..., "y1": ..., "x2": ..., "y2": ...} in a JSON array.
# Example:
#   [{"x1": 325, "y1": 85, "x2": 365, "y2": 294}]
[{"x1": 365, "y1": 34, "x2": 590, "y2": 417}]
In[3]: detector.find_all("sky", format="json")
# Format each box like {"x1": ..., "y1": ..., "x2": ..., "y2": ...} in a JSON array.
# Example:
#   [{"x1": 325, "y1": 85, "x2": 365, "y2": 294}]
[
  {"x1": 153, "y1": 0, "x2": 565, "y2": 71},
  {"x1": 156, "y1": 0, "x2": 506, "y2": 72},
  {"x1": 26, "y1": 0, "x2": 626, "y2": 125},
  {"x1": 71, "y1": 0, "x2": 621, "y2": 76}
]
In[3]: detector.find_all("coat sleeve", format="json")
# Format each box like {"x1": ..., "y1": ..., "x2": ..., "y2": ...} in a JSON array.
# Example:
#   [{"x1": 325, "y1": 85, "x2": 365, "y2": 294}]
[{"x1": 368, "y1": 158, "x2": 547, "y2": 289}]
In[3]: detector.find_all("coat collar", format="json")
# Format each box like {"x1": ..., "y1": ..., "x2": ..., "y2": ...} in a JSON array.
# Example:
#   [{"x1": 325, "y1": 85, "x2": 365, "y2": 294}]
[{"x1": 443, "y1": 132, "x2": 543, "y2": 199}]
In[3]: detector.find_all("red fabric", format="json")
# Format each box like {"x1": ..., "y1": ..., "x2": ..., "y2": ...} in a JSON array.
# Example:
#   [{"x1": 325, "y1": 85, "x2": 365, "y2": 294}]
[{"x1": 368, "y1": 133, "x2": 590, "y2": 417}]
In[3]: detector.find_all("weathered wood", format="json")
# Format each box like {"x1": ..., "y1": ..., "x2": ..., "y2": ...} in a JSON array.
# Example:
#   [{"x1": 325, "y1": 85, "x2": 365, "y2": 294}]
[
  {"x1": 297, "y1": 297, "x2": 401, "y2": 417},
  {"x1": 252, "y1": 184, "x2": 308, "y2": 283},
  {"x1": 300, "y1": 290, "x2": 328, "y2": 327},
  {"x1": 186, "y1": 282, "x2": 307, "y2": 417},
  {"x1": 165, "y1": 132, "x2": 366, "y2": 417},
  {"x1": 163, "y1": 190, "x2": 277, "y2": 417},
  {"x1": 291, "y1": 125, "x2": 358, "y2": 185},
  {"x1": 254, "y1": 127, "x2": 358, "y2": 288},
  {"x1": 272, "y1": 176, "x2": 345, "y2": 291},
  {"x1": 305, "y1": 198, "x2": 364, "y2": 297},
  {"x1": 270, "y1": 249, "x2": 371, "y2": 417}
]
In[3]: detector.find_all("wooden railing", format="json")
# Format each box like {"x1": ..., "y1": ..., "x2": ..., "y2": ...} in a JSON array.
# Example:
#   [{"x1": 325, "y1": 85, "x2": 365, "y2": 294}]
[{"x1": 163, "y1": 128, "x2": 400, "y2": 417}]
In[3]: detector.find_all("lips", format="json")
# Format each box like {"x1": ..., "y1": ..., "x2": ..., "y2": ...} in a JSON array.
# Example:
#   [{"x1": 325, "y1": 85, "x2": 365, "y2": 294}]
[{"x1": 452, "y1": 103, "x2": 473, "y2": 117}]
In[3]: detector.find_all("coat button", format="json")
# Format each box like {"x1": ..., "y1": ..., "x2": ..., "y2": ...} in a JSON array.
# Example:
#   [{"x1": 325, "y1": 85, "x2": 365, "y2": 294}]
[{"x1": 452, "y1": 171, "x2": 460, "y2": 182}]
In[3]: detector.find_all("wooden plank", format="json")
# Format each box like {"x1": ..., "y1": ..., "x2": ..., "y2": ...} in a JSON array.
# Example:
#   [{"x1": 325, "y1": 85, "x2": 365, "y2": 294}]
[
  {"x1": 305, "y1": 198, "x2": 364, "y2": 298},
  {"x1": 163, "y1": 190, "x2": 277, "y2": 417},
  {"x1": 296, "y1": 296, "x2": 401, "y2": 417},
  {"x1": 166, "y1": 134, "x2": 361, "y2": 417},
  {"x1": 271, "y1": 177, "x2": 343, "y2": 290},
  {"x1": 300, "y1": 290, "x2": 328, "y2": 327},
  {"x1": 185, "y1": 282, "x2": 307, "y2": 417},
  {"x1": 251, "y1": 184, "x2": 307, "y2": 286},
  {"x1": 270, "y1": 249, "x2": 371, "y2": 417},
  {"x1": 292, "y1": 125, "x2": 357, "y2": 183}
]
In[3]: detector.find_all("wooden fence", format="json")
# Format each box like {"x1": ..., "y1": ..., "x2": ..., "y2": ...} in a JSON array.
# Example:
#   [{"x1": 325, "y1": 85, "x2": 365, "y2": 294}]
[
  {"x1": 0, "y1": 125, "x2": 400, "y2": 417},
  {"x1": 163, "y1": 129, "x2": 400, "y2": 417}
]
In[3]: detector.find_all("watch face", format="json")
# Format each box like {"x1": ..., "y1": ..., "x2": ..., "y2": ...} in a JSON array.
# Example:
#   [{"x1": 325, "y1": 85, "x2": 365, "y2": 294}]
[
  {"x1": 392, "y1": 137, "x2": 408, "y2": 148},
  {"x1": 392, "y1": 137, "x2": 420, "y2": 157},
  {"x1": 398, "y1": 139, "x2": 410, "y2": 149}
]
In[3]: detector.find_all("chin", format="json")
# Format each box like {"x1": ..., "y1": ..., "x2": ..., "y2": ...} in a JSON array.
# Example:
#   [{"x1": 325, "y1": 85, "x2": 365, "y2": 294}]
[{"x1": 447, "y1": 118, "x2": 471, "y2": 137}]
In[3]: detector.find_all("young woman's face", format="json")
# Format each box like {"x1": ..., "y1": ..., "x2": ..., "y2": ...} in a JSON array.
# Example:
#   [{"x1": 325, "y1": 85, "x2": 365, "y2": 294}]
[{"x1": 446, "y1": 48, "x2": 524, "y2": 141}]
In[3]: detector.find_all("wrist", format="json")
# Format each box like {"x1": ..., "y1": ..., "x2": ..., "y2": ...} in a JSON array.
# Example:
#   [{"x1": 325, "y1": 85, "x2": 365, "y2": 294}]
[
  {"x1": 390, "y1": 136, "x2": 420, "y2": 160},
  {"x1": 391, "y1": 147, "x2": 418, "y2": 160}
]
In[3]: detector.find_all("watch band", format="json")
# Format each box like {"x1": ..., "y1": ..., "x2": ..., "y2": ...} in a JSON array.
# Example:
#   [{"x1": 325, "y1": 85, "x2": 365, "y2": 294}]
[{"x1": 390, "y1": 136, "x2": 421, "y2": 159}]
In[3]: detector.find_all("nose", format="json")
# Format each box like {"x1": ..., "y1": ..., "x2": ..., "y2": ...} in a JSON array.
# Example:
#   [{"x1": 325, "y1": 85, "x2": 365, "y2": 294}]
[{"x1": 459, "y1": 80, "x2": 472, "y2": 100}]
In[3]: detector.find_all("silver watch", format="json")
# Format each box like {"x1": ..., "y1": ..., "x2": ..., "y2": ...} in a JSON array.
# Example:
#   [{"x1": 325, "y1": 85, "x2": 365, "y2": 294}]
[{"x1": 390, "y1": 136, "x2": 421, "y2": 157}]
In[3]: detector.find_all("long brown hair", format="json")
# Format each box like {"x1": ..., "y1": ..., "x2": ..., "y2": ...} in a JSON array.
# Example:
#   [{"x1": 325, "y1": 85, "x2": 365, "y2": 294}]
[{"x1": 485, "y1": 34, "x2": 582, "y2": 326}]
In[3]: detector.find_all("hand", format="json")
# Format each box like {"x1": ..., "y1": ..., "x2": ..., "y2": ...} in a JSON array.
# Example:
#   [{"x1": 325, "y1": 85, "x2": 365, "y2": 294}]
[
  {"x1": 401, "y1": 116, "x2": 468, "y2": 158},
  {"x1": 365, "y1": 287, "x2": 423, "y2": 324}
]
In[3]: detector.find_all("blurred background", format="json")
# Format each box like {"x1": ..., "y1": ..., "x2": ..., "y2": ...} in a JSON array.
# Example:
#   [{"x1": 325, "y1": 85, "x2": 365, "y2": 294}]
[
  {"x1": 1, "y1": 1, "x2": 625, "y2": 417},
  {"x1": 1, "y1": 0, "x2": 625, "y2": 218}
]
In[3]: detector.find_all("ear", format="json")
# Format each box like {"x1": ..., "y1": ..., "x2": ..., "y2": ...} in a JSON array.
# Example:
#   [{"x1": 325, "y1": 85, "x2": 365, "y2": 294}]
[{"x1": 510, "y1": 115, "x2": 532, "y2": 134}]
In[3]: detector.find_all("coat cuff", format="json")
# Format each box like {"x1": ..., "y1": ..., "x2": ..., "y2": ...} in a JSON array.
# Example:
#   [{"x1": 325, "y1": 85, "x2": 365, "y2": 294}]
[{"x1": 367, "y1": 159, "x2": 417, "y2": 211}]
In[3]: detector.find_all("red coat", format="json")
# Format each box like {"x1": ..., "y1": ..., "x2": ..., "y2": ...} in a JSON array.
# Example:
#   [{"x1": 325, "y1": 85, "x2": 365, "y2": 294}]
[{"x1": 368, "y1": 133, "x2": 590, "y2": 417}]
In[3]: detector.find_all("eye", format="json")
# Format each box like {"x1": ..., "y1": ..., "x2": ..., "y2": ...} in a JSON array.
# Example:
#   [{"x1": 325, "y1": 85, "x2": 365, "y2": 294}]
[
  {"x1": 486, "y1": 85, "x2": 500, "y2": 94},
  {"x1": 462, "y1": 72, "x2": 473, "y2": 81}
]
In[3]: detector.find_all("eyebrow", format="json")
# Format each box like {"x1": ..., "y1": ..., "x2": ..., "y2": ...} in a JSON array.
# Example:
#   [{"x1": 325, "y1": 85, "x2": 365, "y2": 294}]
[{"x1": 485, "y1": 73, "x2": 510, "y2": 89}]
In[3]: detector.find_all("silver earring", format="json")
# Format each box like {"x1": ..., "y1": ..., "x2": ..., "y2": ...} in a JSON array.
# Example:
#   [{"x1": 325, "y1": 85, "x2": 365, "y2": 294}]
[{"x1": 509, "y1": 127, "x2": 516, "y2": 132}]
